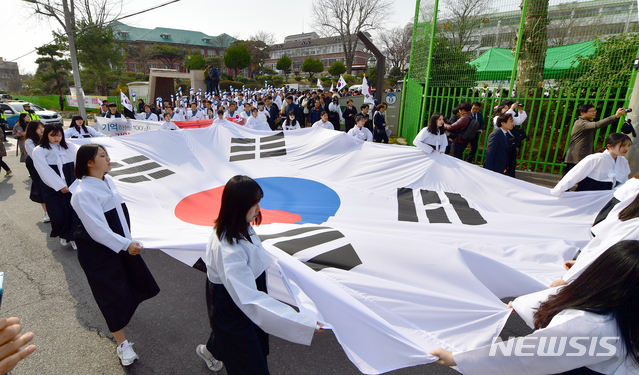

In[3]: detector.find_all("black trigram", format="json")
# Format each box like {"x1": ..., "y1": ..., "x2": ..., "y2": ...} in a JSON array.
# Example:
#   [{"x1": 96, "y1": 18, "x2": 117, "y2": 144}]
[
  {"x1": 229, "y1": 132, "x2": 286, "y2": 162},
  {"x1": 398, "y1": 188, "x2": 487, "y2": 225},
  {"x1": 192, "y1": 226, "x2": 362, "y2": 273},
  {"x1": 107, "y1": 154, "x2": 175, "y2": 184}
]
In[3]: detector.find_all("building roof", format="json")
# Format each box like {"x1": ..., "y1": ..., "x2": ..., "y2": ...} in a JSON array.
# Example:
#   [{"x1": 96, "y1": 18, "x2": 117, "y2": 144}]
[
  {"x1": 111, "y1": 21, "x2": 235, "y2": 48},
  {"x1": 273, "y1": 33, "x2": 371, "y2": 51},
  {"x1": 470, "y1": 40, "x2": 597, "y2": 80}
]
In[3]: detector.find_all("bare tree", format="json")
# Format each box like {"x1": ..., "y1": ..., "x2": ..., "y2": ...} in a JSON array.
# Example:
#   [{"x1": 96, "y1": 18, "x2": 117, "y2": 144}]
[
  {"x1": 439, "y1": 0, "x2": 493, "y2": 51},
  {"x1": 311, "y1": 0, "x2": 393, "y2": 74},
  {"x1": 26, "y1": 0, "x2": 124, "y2": 29},
  {"x1": 250, "y1": 31, "x2": 276, "y2": 47},
  {"x1": 379, "y1": 27, "x2": 412, "y2": 71}
]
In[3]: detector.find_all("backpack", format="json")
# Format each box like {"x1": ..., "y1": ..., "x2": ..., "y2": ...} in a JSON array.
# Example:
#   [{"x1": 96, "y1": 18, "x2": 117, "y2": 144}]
[{"x1": 461, "y1": 118, "x2": 480, "y2": 141}]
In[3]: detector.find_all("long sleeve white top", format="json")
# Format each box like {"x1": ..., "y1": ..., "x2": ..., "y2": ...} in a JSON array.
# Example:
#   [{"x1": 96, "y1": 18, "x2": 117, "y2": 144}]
[
  {"x1": 347, "y1": 126, "x2": 373, "y2": 142},
  {"x1": 205, "y1": 227, "x2": 317, "y2": 345},
  {"x1": 70, "y1": 175, "x2": 132, "y2": 253},
  {"x1": 135, "y1": 112, "x2": 159, "y2": 121},
  {"x1": 159, "y1": 121, "x2": 179, "y2": 130},
  {"x1": 312, "y1": 120, "x2": 334, "y2": 130},
  {"x1": 455, "y1": 287, "x2": 629, "y2": 375},
  {"x1": 245, "y1": 116, "x2": 271, "y2": 131},
  {"x1": 413, "y1": 127, "x2": 448, "y2": 154},
  {"x1": 493, "y1": 109, "x2": 527, "y2": 128},
  {"x1": 612, "y1": 177, "x2": 639, "y2": 201},
  {"x1": 187, "y1": 109, "x2": 205, "y2": 121},
  {"x1": 257, "y1": 109, "x2": 270, "y2": 123},
  {"x1": 551, "y1": 150, "x2": 630, "y2": 196},
  {"x1": 32, "y1": 143, "x2": 77, "y2": 191},
  {"x1": 328, "y1": 102, "x2": 344, "y2": 122},
  {"x1": 64, "y1": 126, "x2": 105, "y2": 138},
  {"x1": 563, "y1": 210, "x2": 639, "y2": 283},
  {"x1": 25, "y1": 138, "x2": 37, "y2": 156},
  {"x1": 282, "y1": 119, "x2": 301, "y2": 131}
]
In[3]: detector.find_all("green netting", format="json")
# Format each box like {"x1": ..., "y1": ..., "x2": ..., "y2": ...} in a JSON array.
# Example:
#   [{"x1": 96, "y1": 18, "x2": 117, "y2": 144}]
[
  {"x1": 401, "y1": 0, "x2": 639, "y2": 174},
  {"x1": 401, "y1": 78, "x2": 425, "y2": 144}
]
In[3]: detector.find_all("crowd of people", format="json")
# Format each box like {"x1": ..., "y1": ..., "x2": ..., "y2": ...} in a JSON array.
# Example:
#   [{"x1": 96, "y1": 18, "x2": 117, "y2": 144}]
[
  {"x1": 1, "y1": 89, "x2": 639, "y2": 374},
  {"x1": 97, "y1": 86, "x2": 393, "y2": 142}
]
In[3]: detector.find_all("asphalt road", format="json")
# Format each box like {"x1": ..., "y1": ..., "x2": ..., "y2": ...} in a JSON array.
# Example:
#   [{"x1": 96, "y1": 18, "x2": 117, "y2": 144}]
[{"x1": 0, "y1": 135, "x2": 531, "y2": 375}]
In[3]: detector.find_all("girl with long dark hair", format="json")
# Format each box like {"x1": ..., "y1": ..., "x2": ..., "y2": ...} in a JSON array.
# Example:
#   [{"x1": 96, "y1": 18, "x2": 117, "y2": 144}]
[
  {"x1": 551, "y1": 133, "x2": 631, "y2": 195},
  {"x1": 430, "y1": 240, "x2": 639, "y2": 374},
  {"x1": 32, "y1": 123, "x2": 78, "y2": 249},
  {"x1": 551, "y1": 192, "x2": 639, "y2": 287},
  {"x1": 282, "y1": 109, "x2": 301, "y2": 131},
  {"x1": 24, "y1": 121, "x2": 48, "y2": 222},
  {"x1": 70, "y1": 144, "x2": 159, "y2": 366},
  {"x1": 13, "y1": 113, "x2": 28, "y2": 162},
  {"x1": 196, "y1": 175, "x2": 323, "y2": 374},
  {"x1": 413, "y1": 113, "x2": 448, "y2": 154},
  {"x1": 64, "y1": 115, "x2": 104, "y2": 138}
]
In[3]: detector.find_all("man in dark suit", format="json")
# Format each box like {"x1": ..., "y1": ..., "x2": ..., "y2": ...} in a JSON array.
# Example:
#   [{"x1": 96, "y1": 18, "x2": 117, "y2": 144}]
[
  {"x1": 265, "y1": 96, "x2": 280, "y2": 130},
  {"x1": 484, "y1": 113, "x2": 516, "y2": 177},
  {"x1": 466, "y1": 101, "x2": 485, "y2": 163}
]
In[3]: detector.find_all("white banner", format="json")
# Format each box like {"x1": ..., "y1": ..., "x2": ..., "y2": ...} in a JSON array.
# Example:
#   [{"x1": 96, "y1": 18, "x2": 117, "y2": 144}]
[
  {"x1": 71, "y1": 125, "x2": 613, "y2": 374},
  {"x1": 96, "y1": 117, "x2": 161, "y2": 136},
  {"x1": 66, "y1": 95, "x2": 108, "y2": 109}
]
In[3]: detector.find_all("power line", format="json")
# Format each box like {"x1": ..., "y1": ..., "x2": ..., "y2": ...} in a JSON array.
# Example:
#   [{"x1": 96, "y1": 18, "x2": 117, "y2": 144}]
[{"x1": 9, "y1": 0, "x2": 181, "y2": 63}]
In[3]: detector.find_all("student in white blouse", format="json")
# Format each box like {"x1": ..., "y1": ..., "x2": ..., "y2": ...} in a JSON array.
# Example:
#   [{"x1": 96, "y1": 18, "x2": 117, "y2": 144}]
[
  {"x1": 312, "y1": 111, "x2": 334, "y2": 130},
  {"x1": 347, "y1": 114, "x2": 373, "y2": 141},
  {"x1": 135, "y1": 104, "x2": 159, "y2": 122},
  {"x1": 551, "y1": 133, "x2": 631, "y2": 195},
  {"x1": 281, "y1": 109, "x2": 301, "y2": 131},
  {"x1": 196, "y1": 175, "x2": 324, "y2": 374},
  {"x1": 159, "y1": 113, "x2": 179, "y2": 131},
  {"x1": 430, "y1": 240, "x2": 639, "y2": 375},
  {"x1": 64, "y1": 115, "x2": 105, "y2": 139},
  {"x1": 413, "y1": 113, "x2": 448, "y2": 154}
]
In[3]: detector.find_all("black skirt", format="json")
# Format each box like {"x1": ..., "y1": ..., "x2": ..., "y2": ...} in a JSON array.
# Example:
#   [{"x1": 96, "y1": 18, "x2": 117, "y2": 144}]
[
  {"x1": 207, "y1": 272, "x2": 269, "y2": 375},
  {"x1": 40, "y1": 162, "x2": 78, "y2": 240},
  {"x1": 575, "y1": 176, "x2": 614, "y2": 192},
  {"x1": 75, "y1": 204, "x2": 160, "y2": 332},
  {"x1": 25, "y1": 156, "x2": 45, "y2": 203},
  {"x1": 593, "y1": 197, "x2": 620, "y2": 227}
]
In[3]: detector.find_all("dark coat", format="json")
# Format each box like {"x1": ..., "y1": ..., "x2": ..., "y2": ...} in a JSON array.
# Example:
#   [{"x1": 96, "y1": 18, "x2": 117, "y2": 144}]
[{"x1": 484, "y1": 129, "x2": 516, "y2": 176}]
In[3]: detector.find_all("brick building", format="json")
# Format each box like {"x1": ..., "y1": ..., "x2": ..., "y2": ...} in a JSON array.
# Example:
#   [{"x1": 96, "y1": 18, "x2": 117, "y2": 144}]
[
  {"x1": 0, "y1": 58, "x2": 20, "y2": 92},
  {"x1": 265, "y1": 32, "x2": 372, "y2": 76}
]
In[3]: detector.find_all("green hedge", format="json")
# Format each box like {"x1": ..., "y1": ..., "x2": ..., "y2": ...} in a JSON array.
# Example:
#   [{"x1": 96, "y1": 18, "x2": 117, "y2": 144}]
[{"x1": 11, "y1": 95, "x2": 60, "y2": 110}]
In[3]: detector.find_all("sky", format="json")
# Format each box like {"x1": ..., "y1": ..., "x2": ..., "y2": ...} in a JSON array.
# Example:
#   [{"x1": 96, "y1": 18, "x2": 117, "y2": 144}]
[{"x1": 2, "y1": 0, "x2": 418, "y2": 75}]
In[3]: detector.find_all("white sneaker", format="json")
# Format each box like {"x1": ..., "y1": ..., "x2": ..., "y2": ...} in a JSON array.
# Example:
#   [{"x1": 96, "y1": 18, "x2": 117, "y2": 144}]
[
  {"x1": 70, "y1": 241, "x2": 77, "y2": 250},
  {"x1": 60, "y1": 238, "x2": 67, "y2": 246},
  {"x1": 117, "y1": 340, "x2": 139, "y2": 366},
  {"x1": 196, "y1": 344, "x2": 223, "y2": 371},
  {"x1": 43, "y1": 212, "x2": 50, "y2": 223}
]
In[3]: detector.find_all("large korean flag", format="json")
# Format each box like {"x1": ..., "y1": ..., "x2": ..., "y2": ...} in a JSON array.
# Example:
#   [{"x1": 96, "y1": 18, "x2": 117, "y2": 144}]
[{"x1": 77, "y1": 124, "x2": 611, "y2": 374}]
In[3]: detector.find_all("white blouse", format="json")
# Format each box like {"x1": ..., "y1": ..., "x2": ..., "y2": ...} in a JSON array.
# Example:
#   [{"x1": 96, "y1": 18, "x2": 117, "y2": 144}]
[
  {"x1": 312, "y1": 120, "x2": 333, "y2": 130},
  {"x1": 413, "y1": 127, "x2": 448, "y2": 154},
  {"x1": 70, "y1": 175, "x2": 132, "y2": 253},
  {"x1": 347, "y1": 126, "x2": 373, "y2": 142},
  {"x1": 32, "y1": 143, "x2": 78, "y2": 191},
  {"x1": 282, "y1": 119, "x2": 301, "y2": 131},
  {"x1": 64, "y1": 126, "x2": 105, "y2": 139},
  {"x1": 205, "y1": 227, "x2": 318, "y2": 345},
  {"x1": 25, "y1": 138, "x2": 37, "y2": 156},
  {"x1": 455, "y1": 287, "x2": 628, "y2": 375},
  {"x1": 492, "y1": 109, "x2": 528, "y2": 128},
  {"x1": 245, "y1": 116, "x2": 271, "y2": 131},
  {"x1": 551, "y1": 150, "x2": 630, "y2": 196},
  {"x1": 159, "y1": 121, "x2": 179, "y2": 130},
  {"x1": 135, "y1": 112, "x2": 159, "y2": 122}
]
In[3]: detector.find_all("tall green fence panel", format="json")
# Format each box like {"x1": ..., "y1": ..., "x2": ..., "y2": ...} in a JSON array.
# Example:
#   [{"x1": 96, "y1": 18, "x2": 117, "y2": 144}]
[{"x1": 400, "y1": 0, "x2": 639, "y2": 174}]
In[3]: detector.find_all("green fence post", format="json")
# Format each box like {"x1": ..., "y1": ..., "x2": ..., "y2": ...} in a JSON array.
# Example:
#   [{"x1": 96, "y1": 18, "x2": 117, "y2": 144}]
[
  {"x1": 509, "y1": 0, "x2": 529, "y2": 94},
  {"x1": 419, "y1": 0, "x2": 440, "y2": 127},
  {"x1": 398, "y1": 75, "x2": 408, "y2": 135}
]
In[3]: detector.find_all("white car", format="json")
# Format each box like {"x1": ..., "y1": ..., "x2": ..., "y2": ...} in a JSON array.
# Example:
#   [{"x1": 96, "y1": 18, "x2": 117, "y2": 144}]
[{"x1": 1, "y1": 100, "x2": 63, "y2": 131}]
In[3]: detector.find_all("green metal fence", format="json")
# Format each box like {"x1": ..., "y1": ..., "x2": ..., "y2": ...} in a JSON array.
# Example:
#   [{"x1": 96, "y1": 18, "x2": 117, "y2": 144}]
[{"x1": 401, "y1": 0, "x2": 639, "y2": 174}]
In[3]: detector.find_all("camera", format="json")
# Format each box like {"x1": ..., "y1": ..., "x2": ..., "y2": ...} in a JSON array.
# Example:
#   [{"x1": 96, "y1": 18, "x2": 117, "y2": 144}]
[{"x1": 623, "y1": 108, "x2": 633, "y2": 113}]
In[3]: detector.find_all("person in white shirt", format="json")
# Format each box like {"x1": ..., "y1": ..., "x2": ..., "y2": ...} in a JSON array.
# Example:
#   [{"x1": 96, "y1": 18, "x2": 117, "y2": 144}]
[
  {"x1": 64, "y1": 115, "x2": 105, "y2": 139},
  {"x1": 239, "y1": 103, "x2": 252, "y2": 120},
  {"x1": 282, "y1": 110, "x2": 301, "y2": 131},
  {"x1": 164, "y1": 106, "x2": 184, "y2": 122},
  {"x1": 245, "y1": 108, "x2": 271, "y2": 130},
  {"x1": 224, "y1": 102, "x2": 241, "y2": 119},
  {"x1": 492, "y1": 102, "x2": 527, "y2": 128},
  {"x1": 32, "y1": 124, "x2": 78, "y2": 249},
  {"x1": 135, "y1": 104, "x2": 158, "y2": 122},
  {"x1": 196, "y1": 175, "x2": 324, "y2": 374},
  {"x1": 430, "y1": 240, "x2": 639, "y2": 375},
  {"x1": 257, "y1": 101, "x2": 270, "y2": 123},
  {"x1": 550, "y1": 192, "x2": 639, "y2": 287},
  {"x1": 347, "y1": 114, "x2": 373, "y2": 141},
  {"x1": 71, "y1": 144, "x2": 159, "y2": 367},
  {"x1": 551, "y1": 133, "x2": 631, "y2": 196},
  {"x1": 592, "y1": 176, "x2": 639, "y2": 226},
  {"x1": 159, "y1": 113, "x2": 179, "y2": 130},
  {"x1": 413, "y1": 112, "x2": 448, "y2": 154},
  {"x1": 312, "y1": 112, "x2": 334, "y2": 130},
  {"x1": 187, "y1": 102, "x2": 205, "y2": 121}
]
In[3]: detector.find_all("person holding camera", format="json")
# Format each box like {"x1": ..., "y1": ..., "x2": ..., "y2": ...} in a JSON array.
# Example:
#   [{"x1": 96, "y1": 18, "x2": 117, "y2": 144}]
[{"x1": 564, "y1": 104, "x2": 627, "y2": 174}]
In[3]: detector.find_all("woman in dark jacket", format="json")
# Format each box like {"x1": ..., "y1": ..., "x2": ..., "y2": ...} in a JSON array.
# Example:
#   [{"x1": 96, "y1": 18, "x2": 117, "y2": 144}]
[
  {"x1": 342, "y1": 99, "x2": 358, "y2": 133},
  {"x1": 373, "y1": 103, "x2": 389, "y2": 143}
]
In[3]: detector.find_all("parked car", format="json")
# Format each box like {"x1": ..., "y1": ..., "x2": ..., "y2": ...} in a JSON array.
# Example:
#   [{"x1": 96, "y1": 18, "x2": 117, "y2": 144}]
[
  {"x1": 0, "y1": 94, "x2": 12, "y2": 100},
  {"x1": 1, "y1": 100, "x2": 63, "y2": 133}
]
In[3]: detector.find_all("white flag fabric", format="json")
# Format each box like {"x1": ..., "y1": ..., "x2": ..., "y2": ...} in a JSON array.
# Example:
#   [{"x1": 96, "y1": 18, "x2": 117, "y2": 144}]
[
  {"x1": 71, "y1": 124, "x2": 612, "y2": 374},
  {"x1": 317, "y1": 78, "x2": 323, "y2": 90},
  {"x1": 120, "y1": 91, "x2": 133, "y2": 112},
  {"x1": 362, "y1": 76, "x2": 375, "y2": 105},
  {"x1": 337, "y1": 75, "x2": 348, "y2": 91},
  {"x1": 329, "y1": 82, "x2": 334, "y2": 93}
]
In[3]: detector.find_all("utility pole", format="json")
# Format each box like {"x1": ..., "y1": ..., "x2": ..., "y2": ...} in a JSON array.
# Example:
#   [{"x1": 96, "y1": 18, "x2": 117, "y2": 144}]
[{"x1": 61, "y1": 0, "x2": 87, "y2": 119}]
